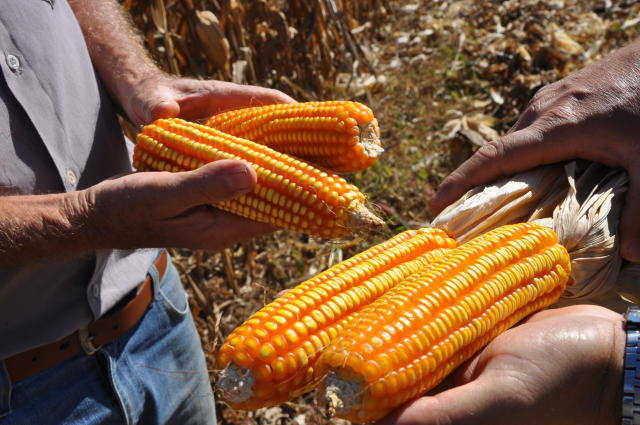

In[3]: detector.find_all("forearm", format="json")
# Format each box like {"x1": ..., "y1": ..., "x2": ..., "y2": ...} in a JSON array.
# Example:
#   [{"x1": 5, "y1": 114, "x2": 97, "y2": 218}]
[
  {"x1": 67, "y1": 0, "x2": 164, "y2": 108},
  {"x1": 0, "y1": 192, "x2": 92, "y2": 266}
]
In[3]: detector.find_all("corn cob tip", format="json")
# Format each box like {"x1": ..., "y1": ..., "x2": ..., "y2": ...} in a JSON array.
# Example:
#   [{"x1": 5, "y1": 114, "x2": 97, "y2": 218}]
[
  {"x1": 217, "y1": 364, "x2": 255, "y2": 406},
  {"x1": 345, "y1": 202, "x2": 385, "y2": 231},
  {"x1": 359, "y1": 121, "x2": 384, "y2": 159}
]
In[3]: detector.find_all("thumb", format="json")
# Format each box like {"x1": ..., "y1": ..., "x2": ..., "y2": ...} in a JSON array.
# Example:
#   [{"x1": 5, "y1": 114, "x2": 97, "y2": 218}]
[
  {"x1": 619, "y1": 165, "x2": 640, "y2": 262},
  {"x1": 144, "y1": 97, "x2": 180, "y2": 124},
  {"x1": 375, "y1": 380, "x2": 499, "y2": 425},
  {"x1": 429, "y1": 128, "x2": 539, "y2": 213},
  {"x1": 169, "y1": 160, "x2": 257, "y2": 208}
]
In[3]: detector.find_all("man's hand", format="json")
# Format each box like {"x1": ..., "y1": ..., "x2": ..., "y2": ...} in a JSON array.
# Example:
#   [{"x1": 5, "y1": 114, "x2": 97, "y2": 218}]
[
  {"x1": 77, "y1": 159, "x2": 272, "y2": 250},
  {"x1": 0, "y1": 159, "x2": 271, "y2": 266},
  {"x1": 376, "y1": 305, "x2": 625, "y2": 425},
  {"x1": 123, "y1": 76, "x2": 295, "y2": 126},
  {"x1": 430, "y1": 39, "x2": 640, "y2": 261},
  {"x1": 67, "y1": 0, "x2": 295, "y2": 127}
]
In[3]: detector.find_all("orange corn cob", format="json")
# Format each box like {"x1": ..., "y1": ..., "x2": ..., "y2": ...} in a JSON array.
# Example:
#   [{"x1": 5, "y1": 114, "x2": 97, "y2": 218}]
[
  {"x1": 205, "y1": 101, "x2": 383, "y2": 173},
  {"x1": 319, "y1": 223, "x2": 571, "y2": 423},
  {"x1": 133, "y1": 118, "x2": 383, "y2": 239},
  {"x1": 215, "y1": 228, "x2": 456, "y2": 409}
]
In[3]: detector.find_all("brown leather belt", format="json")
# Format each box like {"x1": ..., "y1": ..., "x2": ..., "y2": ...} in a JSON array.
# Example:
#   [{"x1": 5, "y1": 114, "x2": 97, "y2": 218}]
[{"x1": 4, "y1": 251, "x2": 168, "y2": 384}]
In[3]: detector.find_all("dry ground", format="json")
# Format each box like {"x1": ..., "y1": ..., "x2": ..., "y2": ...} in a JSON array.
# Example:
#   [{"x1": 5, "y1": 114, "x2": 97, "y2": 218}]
[{"x1": 125, "y1": 1, "x2": 640, "y2": 423}]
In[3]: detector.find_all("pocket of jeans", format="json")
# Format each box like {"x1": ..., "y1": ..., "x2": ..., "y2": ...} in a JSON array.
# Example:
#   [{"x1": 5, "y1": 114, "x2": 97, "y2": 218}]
[{"x1": 156, "y1": 263, "x2": 190, "y2": 319}]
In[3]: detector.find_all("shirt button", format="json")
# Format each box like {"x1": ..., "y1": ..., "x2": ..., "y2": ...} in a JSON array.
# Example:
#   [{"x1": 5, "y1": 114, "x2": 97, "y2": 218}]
[
  {"x1": 91, "y1": 283, "x2": 99, "y2": 298},
  {"x1": 66, "y1": 170, "x2": 77, "y2": 187},
  {"x1": 6, "y1": 54, "x2": 21, "y2": 74}
]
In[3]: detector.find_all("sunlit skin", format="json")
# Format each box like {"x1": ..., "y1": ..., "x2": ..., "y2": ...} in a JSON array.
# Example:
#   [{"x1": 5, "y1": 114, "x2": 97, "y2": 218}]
[
  {"x1": 376, "y1": 305, "x2": 625, "y2": 425},
  {"x1": 1, "y1": 1, "x2": 294, "y2": 266}
]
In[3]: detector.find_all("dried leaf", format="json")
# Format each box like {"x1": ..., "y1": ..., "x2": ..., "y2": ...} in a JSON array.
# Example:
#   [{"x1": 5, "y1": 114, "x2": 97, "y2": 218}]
[
  {"x1": 195, "y1": 10, "x2": 231, "y2": 78},
  {"x1": 551, "y1": 26, "x2": 583, "y2": 56}
]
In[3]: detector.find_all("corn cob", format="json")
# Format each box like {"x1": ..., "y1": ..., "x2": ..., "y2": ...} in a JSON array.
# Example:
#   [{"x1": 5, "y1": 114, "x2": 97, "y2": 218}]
[
  {"x1": 205, "y1": 101, "x2": 383, "y2": 173},
  {"x1": 133, "y1": 118, "x2": 383, "y2": 238},
  {"x1": 215, "y1": 228, "x2": 456, "y2": 409},
  {"x1": 319, "y1": 222, "x2": 571, "y2": 423}
]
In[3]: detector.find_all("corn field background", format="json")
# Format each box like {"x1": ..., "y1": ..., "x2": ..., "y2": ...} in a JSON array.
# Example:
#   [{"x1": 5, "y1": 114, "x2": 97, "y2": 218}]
[{"x1": 121, "y1": 0, "x2": 640, "y2": 423}]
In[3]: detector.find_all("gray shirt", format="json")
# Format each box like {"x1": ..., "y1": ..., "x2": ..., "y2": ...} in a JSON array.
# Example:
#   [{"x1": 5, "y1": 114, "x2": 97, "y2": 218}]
[{"x1": 0, "y1": 0, "x2": 158, "y2": 359}]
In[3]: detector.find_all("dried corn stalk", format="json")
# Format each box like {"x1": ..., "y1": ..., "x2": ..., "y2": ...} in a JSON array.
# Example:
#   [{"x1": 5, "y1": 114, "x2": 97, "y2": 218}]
[
  {"x1": 431, "y1": 161, "x2": 629, "y2": 302},
  {"x1": 120, "y1": 0, "x2": 384, "y2": 98}
]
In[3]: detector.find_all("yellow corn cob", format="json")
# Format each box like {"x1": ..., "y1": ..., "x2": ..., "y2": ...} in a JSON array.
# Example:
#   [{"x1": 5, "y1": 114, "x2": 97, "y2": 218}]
[
  {"x1": 215, "y1": 228, "x2": 456, "y2": 409},
  {"x1": 319, "y1": 222, "x2": 571, "y2": 423},
  {"x1": 133, "y1": 118, "x2": 383, "y2": 239},
  {"x1": 205, "y1": 101, "x2": 383, "y2": 173}
]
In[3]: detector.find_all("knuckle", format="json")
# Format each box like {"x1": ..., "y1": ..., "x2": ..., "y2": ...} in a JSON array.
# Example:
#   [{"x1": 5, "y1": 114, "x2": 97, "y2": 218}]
[
  {"x1": 543, "y1": 104, "x2": 577, "y2": 123},
  {"x1": 566, "y1": 86, "x2": 593, "y2": 103},
  {"x1": 475, "y1": 138, "x2": 507, "y2": 161},
  {"x1": 523, "y1": 93, "x2": 546, "y2": 119},
  {"x1": 529, "y1": 84, "x2": 552, "y2": 105}
]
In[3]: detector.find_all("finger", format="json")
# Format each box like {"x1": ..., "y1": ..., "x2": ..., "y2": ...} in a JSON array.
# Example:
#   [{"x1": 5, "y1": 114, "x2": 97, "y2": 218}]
[
  {"x1": 375, "y1": 380, "x2": 498, "y2": 425},
  {"x1": 148, "y1": 99, "x2": 180, "y2": 122},
  {"x1": 429, "y1": 124, "x2": 576, "y2": 213},
  {"x1": 276, "y1": 288, "x2": 291, "y2": 297},
  {"x1": 178, "y1": 81, "x2": 296, "y2": 120},
  {"x1": 158, "y1": 160, "x2": 257, "y2": 211},
  {"x1": 507, "y1": 85, "x2": 559, "y2": 135},
  {"x1": 524, "y1": 305, "x2": 621, "y2": 323},
  {"x1": 619, "y1": 164, "x2": 640, "y2": 261},
  {"x1": 131, "y1": 85, "x2": 181, "y2": 125},
  {"x1": 168, "y1": 207, "x2": 275, "y2": 250}
]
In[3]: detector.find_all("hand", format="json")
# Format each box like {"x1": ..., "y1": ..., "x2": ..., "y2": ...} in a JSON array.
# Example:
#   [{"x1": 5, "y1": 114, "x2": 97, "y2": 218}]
[
  {"x1": 376, "y1": 305, "x2": 625, "y2": 425},
  {"x1": 429, "y1": 40, "x2": 640, "y2": 261},
  {"x1": 121, "y1": 75, "x2": 296, "y2": 126},
  {"x1": 75, "y1": 159, "x2": 273, "y2": 250}
]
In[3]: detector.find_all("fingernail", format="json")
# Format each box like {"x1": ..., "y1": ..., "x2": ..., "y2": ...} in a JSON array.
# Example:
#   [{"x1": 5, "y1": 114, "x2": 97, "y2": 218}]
[
  {"x1": 224, "y1": 164, "x2": 253, "y2": 191},
  {"x1": 430, "y1": 191, "x2": 445, "y2": 211}
]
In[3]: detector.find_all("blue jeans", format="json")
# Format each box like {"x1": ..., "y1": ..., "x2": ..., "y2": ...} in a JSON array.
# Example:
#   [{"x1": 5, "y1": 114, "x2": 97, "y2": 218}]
[{"x1": 0, "y1": 257, "x2": 217, "y2": 425}]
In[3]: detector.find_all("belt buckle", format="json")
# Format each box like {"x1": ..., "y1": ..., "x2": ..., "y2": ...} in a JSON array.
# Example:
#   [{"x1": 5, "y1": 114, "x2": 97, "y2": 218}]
[{"x1": 78, "y1": 326, "x2": 102, "y2": 355}]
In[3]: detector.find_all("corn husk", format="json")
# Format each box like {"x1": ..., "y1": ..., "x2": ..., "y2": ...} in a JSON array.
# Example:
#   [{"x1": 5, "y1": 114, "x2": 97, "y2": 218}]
[
  {"x1": 432, "y1": 164, "x2": 567, "y2": 243},
  {"x1": 432, "y1": 161, "x2": 629, "y2": 304}
]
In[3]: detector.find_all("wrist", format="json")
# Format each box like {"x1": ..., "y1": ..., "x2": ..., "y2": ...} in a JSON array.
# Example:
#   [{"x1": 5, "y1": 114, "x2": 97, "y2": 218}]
[
  {"x1": 0, "y1": 192, "x2": 94, "y2": 266},
  {"x1": 71, "y1": 185, "x2": 123, "y2": 251}
]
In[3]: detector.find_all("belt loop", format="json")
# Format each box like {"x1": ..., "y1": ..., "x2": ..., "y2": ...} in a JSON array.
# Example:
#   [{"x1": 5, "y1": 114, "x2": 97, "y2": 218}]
[
  {"x1": 147, "y1": 250, "x2": 165, "y2": 298},
  {"x1": 0, "y1": 361, "x2": 12, "y2": 418}
]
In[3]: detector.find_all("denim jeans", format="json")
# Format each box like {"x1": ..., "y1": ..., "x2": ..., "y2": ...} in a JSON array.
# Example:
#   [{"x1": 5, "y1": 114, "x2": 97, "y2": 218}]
[{"x1": 0, "y1": 256, "x2": 217, "y2": 425}]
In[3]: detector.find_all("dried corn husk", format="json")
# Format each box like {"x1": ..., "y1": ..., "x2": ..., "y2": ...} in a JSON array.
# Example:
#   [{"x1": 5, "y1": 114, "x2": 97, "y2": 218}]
[
  {"x1": 195, "y1": 11, "x2": 231, "y2": 79},
  {"x1": 551, "y1": 163, "x2": 627, "y2": 298},
  {"x1": 432, "y1": 164, "x2": 567, "y2": 242},
  {"x1": 432, "y1": 161, "x2": 629, "y2": 304}
]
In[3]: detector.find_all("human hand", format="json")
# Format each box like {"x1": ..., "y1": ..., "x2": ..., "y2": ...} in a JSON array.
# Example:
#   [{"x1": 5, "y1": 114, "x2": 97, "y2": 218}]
[
  {"x1": 376, "y1": 305, "x2": 625, "y2": 425},
  {"x1": 429, "y1": 40, "x2": 640, "y2": 261},
  {"x1": 74, "y1": 159, "x2": 273, "y2": 250},
  {"x1": 120, "y1": 75, "x2": 295, "y2": 126}
]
